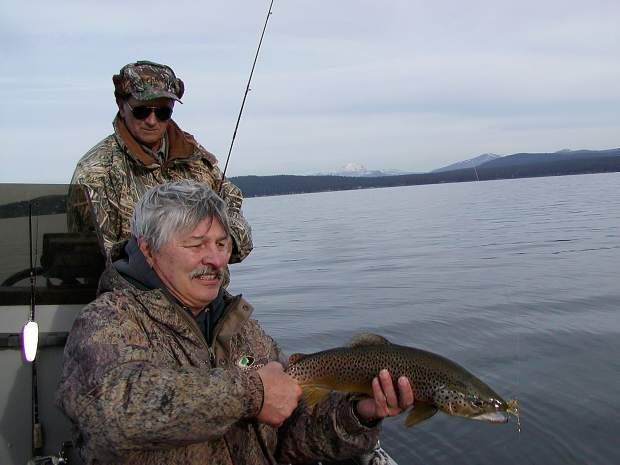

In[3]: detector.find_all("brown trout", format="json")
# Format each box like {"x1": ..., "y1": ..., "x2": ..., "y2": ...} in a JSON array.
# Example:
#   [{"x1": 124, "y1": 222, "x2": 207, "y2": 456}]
[{"x1": 286, "y1": 333, "x2": 518, "y2": 426}]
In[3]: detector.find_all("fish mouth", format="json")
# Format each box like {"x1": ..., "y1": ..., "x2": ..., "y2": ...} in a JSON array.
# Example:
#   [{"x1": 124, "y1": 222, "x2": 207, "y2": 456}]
[{"x1": 471, "y1": 411, "x2": 509, "y2": 423}]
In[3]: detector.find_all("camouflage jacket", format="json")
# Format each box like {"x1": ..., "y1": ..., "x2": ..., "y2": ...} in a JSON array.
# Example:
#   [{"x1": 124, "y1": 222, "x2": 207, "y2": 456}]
[
  {"x1": 56, "y1": 256, "x2": 379, "y2": 465},
  {"x1": 69, "y1": 115, "x2": 252, "y2": 262}
]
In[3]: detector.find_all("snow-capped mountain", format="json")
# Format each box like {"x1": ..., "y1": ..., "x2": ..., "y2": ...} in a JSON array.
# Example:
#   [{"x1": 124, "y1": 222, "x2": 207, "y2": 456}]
[{"x1": 318, "y1": 163, "x2": 411, "y2": 177}]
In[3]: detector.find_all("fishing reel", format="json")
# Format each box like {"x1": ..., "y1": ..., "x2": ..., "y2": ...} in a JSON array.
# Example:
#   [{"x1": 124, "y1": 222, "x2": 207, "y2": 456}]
[
  {"x1": 26, "y1": 441, "x2": 73, "y2": 465},
  {"x1": 27, "y1": 457, "x2": 65, "y2": 465}
]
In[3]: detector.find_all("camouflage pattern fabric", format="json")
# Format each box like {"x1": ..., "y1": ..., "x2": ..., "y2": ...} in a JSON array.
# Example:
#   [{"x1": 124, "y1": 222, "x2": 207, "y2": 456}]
[
  {"x1": 113, "y1": 60, "x2": 184, "y2": 102},
  {"x1": 68, "y1": 115, "x2": 252, "y2": 264},
  {"x1": 56, "y1": 257, "x2": 379, "y2": 465}
]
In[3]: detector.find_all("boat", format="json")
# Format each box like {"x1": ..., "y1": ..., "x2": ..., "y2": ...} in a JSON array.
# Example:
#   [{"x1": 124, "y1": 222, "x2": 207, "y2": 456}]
[
  {"x1": 0, "y1": 183, "x2": 399, "y2": 465},
  {"x1": 0, "y1": 183, "x2": 103, "y2": 464}
]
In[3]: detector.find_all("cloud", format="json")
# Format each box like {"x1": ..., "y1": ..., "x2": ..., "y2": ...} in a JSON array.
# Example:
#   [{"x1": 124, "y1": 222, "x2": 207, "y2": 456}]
[{"x1": 1, "y1": 0, "x2": 619, "y2": 182}]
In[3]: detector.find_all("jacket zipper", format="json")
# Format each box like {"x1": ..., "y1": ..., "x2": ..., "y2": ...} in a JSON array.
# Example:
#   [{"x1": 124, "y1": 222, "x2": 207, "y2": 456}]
[
  {"x1": 207, "y1": 345, "x2": 216, "y2": 366},
  {"x1": 206, "y1": 295, "x2": 243, "y2": 365},
  {"x1": 171, "y1": 295, "x2": 274, "y2": 463},
  {"x1": 174, "y1": 301, "x2": 214, "y2": 362},
  {"x1": 174, "y1": 295, "x2": 241, "y2": 367}
]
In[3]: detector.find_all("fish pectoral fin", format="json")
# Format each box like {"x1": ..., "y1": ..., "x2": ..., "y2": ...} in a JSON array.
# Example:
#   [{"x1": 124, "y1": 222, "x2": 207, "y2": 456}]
[
  {"x1": 404, "y1": 404, "x2": 438, "y2": 427},
  {"x1": 301, "y1": 385, "x2": 332, "y2": 408},
  {"x1": 347, "y1": 333, "x2": 392, "y2": 348}
]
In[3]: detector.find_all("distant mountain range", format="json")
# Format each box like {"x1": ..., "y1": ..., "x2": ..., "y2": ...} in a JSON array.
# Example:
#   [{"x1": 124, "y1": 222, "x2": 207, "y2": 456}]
[
  {"x1": 317, "y1": 162, "x2": 412, "y2": 177},
  {"x1": 232, "y1": 148, "x2": 620, "y2": 198},
  {"x1": 432, "y1": 153, "x2": 502, "y2": 173}
]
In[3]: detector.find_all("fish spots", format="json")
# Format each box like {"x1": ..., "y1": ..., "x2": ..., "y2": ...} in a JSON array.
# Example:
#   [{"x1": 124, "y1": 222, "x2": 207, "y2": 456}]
[{"x1": 286, "y1": 338, "x2": 511, "y2": 423}]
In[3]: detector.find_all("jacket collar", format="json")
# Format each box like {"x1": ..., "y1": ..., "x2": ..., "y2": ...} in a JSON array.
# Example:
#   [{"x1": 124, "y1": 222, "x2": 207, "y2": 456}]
[
  {"x1": 100, "y1": 240, "x2": 254, "y2": 353},
  {"x1": 113, "y1": 114, "x2": 207, "y2": 168},
  {"x1": 112, "y1": 236, "x2": 165, "y2": 291}
]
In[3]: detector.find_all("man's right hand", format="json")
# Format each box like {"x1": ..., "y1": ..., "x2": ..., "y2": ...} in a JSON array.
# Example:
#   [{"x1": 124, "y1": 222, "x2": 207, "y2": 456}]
[{"x1": 256, "y1": 361, "x2": 302, "y2": 427}]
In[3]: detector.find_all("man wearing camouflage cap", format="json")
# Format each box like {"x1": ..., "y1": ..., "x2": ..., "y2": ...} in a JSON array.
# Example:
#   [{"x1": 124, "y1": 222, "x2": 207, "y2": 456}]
[{"x1": 69, "y1": 60, "x2": 252, "y2": 266}]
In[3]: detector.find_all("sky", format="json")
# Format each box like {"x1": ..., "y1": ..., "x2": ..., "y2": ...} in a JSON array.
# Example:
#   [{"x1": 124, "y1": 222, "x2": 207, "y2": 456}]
[{"x1": 1, "y1": 0, "x2": 619, "y2": 182}]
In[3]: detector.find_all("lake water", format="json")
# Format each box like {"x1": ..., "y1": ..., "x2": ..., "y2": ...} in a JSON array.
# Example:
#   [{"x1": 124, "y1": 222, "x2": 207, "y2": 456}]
[{"x1": 229, "y1": 173, "x2": 620, "y2": 465}]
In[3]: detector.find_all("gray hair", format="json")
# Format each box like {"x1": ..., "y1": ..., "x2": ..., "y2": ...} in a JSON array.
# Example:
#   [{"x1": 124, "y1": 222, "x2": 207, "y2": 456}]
[{"x1": 130, "y1": 180, "x2": 230, "y2": 252}]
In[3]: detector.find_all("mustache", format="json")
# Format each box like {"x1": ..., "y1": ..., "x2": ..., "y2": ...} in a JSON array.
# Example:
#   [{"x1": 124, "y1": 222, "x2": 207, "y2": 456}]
[{"x1": 188, "y1": 266, "x2": 222, "y2": 280}]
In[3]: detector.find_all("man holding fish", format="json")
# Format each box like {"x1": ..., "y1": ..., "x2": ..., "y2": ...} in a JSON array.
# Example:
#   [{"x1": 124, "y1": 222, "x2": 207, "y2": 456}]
[{"x1": 56, "y1": 180, "x2": 414, "y2": 465}]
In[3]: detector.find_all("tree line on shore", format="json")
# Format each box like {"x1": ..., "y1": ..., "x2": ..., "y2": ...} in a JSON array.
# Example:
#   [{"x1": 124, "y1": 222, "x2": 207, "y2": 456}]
[{"x1": 232, "y1": 148, "x2": 620, "y2": 197}]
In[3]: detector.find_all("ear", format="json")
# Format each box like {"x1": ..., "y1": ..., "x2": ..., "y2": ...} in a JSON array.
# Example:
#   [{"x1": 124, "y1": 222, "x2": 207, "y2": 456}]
[
  {"x1": 138, "y1": 238, "x2": 155, "y2": 267},
  {"x1": 116, "y1": 98, "x2": 128, "y2": 117}
]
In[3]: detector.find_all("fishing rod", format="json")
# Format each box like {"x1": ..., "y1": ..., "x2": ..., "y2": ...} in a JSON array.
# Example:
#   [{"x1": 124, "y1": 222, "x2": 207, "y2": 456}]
[
  {"x1": 23, "y1": 202, "x2": 43, "y2": 455},
  {"x1": 28, "y1": 202, "x2": 36, "y2": 328},
  {"x1": 24, "y1": 200, "x2": 70, "y2": 465},
  {"x1": 218, "y1": 0, "x2": 275, "y2": 193}
]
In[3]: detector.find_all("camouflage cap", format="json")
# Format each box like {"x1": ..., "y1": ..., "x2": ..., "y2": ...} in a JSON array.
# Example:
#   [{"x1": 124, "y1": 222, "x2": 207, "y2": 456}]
[{"x1": 113, "y1": 60, "x2": 184, "y2": 103}]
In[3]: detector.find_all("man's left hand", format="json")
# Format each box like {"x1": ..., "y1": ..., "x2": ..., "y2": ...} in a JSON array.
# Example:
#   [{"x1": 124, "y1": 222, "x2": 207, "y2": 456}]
[{"x1": 355, "y1": 369, "x2": 414, "y2": 423}]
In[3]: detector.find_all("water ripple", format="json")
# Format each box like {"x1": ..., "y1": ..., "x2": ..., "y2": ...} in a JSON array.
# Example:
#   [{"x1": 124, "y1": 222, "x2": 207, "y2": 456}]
[{"x1": 234, "y1": 173, "x2": 620, "y2": 465}]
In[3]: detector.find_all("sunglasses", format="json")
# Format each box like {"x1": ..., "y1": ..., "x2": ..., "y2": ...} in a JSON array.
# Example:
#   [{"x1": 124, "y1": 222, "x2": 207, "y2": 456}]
[{"x1": 127, "y1": 103, "x2": 173, "y2": 121}]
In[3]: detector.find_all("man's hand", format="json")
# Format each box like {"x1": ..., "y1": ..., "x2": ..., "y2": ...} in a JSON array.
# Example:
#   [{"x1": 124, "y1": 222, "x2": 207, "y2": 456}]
[
  {"x1": 256, "y1": 361, "x2": 302, "y2": 427},
  {"x1": 355, "y1": 369, "x2": 414, "y2": 423}
]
